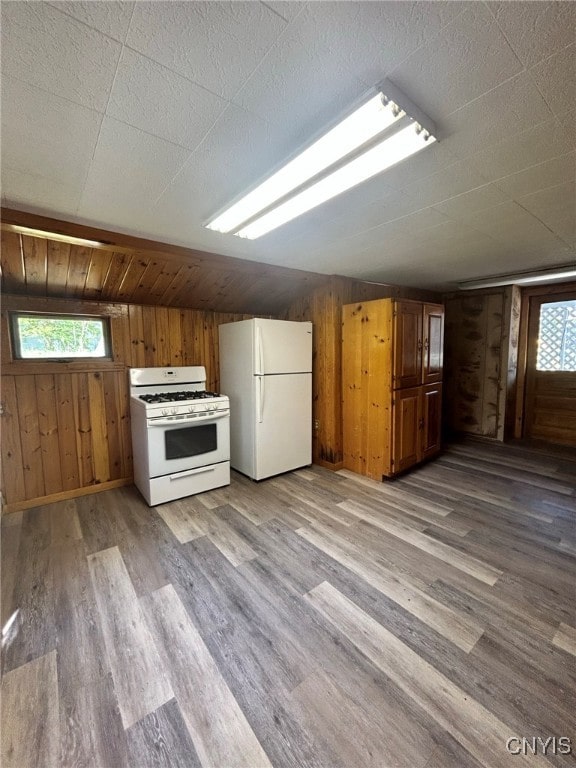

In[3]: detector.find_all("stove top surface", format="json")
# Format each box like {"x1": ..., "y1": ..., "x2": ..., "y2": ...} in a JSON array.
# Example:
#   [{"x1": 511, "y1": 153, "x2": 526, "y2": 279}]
[{"x1": 139, "y1": 390, "x2": 222, "y2": 404}]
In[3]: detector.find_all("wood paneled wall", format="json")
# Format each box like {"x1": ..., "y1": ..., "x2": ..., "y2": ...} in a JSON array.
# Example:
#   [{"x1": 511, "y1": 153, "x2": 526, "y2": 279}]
[
  {"x1": 284, "y1": 276, "x2": 439, "y2": 468},
  {"x1": 1, "y1": 295, "x2": 254, "y2": 512},
  {"x1": 443, "y1": 287, "x2": 520, "y2": 440}
]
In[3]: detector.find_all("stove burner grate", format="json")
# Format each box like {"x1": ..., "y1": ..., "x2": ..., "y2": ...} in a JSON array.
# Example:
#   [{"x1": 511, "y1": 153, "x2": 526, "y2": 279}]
[{"x1": 139, "y1": 390, "x2": 221, "y2": 404}]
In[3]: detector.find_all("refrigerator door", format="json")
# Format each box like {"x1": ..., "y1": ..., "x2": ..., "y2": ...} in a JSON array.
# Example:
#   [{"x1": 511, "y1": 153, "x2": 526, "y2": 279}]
[
  {"x1": 254, "y1": 319, "x2": 312, "y2": 375},
  {"x1": 254, "y1": 373, "x2": 312, "y2": 480}
]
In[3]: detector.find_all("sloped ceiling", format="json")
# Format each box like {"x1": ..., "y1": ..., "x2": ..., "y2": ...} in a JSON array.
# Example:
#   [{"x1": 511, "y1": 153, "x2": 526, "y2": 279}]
[{"x1": 1, "y1": 1, "x2": 575, "y2": 290}]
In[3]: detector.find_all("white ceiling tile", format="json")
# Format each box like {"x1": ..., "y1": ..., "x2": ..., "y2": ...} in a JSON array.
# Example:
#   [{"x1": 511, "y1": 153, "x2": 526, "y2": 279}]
[
  {"x1": 1, "y1": 167, "x2": 82, "y2": 216},
  {"x1": 432, "y1": 184, "x2": 510, "y2": 219},
  {"x1": 234, "y1": 7, "x2": 366, "y2": 151},
  {"x1": 517, "y1": 181, "x2": 576, "y2": 244},
  {"x1": 389, "y1": 4, "x2": 523, "y2": 118},
  {"x1": 530, "y1": 44, "x2": 576, "y2": 118},
  {"x1": 466, "y1": 116, "x2": 576, "y2": 182},
  {"x1": 268, "y1": 186, "x2": 423, "y2": 250},
  {"x1": 305, "y1": 1, "x2": 468, "y2": 86},
  {"x1": 368, "y1": 141, "x2": 459, "y2": 191},
  {"x1": 48, "y1": 1, "x2": 135, "y2": 42},
  {"x1": 487, "y1": 1, "x2": 576, "y2": 67},
  {"x1": 400, "y1": 160, "x2": 491, "y2": 208},
  {"x1": 288, "y1": 207, "x2": 454, "y2": 272},
  {"x1": 126, "y1": 1, "x2": 287, "y2": 100},
  {"x1": 494, "y1": 152, "x2": 576, "y2": 198},
  {"x1": 1, "y1": 76, "x2": 102, "y2": 188},
  {"x1": 456, "y1": 200, "x2": 568, "y2": 246},
  {"x1": 262, "y1": 2, "x2": 304, "y2": 23},
  {"x1": 78, "y1": 117, "x2": 191, "y2": 222},
  {"x1": 155, "y1": 103, "x2": 282, "y2": 224},
  {"x1": 107, "y1": 48, "x2": 227, "y2": 150},
  {"x1": 439, "y1": 72, "x2": 554, "y2": 160},
  {"x1": 1, "y1": 2, "x2": 121, "y2": 112}
]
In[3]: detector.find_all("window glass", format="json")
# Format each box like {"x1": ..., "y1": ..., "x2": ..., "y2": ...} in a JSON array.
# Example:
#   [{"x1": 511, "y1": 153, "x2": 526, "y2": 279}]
[
  {"x1": 11, "y1": 313, "x2": 111, "y2": 359},
  {"x1": 536, "y1": 300, "x2": 576, "y2": 371}
]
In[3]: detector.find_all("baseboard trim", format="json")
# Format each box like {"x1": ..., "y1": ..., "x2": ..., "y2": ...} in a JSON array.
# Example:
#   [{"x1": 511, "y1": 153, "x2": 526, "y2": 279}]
[
  {"x1": 2, "y1": 478, "x2": 132, "y2": 515},
  {"x1": 314, "y1": 459, "x2": 344, "y2": 471}
]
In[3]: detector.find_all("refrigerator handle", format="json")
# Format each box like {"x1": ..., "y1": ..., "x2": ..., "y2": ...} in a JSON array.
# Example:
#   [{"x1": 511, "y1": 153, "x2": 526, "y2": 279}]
[
  {"x1": 257, "y1": 376, "x2": 264, "y2": 423},
  {"x1": 255, "y1": 325, "x2": 264, "y2": 375}
]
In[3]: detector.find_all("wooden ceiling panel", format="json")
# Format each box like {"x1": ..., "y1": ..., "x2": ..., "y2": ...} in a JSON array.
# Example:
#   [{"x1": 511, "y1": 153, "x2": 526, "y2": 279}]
[
  {"x1": 46, "y1": 241, "x2": 71, "y2": 293},
  {"x1": 84, "y1": 248, "x2": 114, "y2": 300},
  {"x1": 0, "y1": 230, "x2": 25, "y2": 292},
  {"x1": 65, "y1": 245, "x2": 92, "y2": 298},
  {"x1": 1, "y1": 208, "x2": 329, "y2": 314},
  {"x1": 22, "y1": 235, "x2": 47, "y2": 295}
]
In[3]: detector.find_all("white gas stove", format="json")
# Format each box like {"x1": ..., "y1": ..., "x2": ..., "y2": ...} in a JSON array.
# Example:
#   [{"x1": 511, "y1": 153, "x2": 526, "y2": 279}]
[{"x1": 129, "y1": 366, "x2": 230, "y2": 506}]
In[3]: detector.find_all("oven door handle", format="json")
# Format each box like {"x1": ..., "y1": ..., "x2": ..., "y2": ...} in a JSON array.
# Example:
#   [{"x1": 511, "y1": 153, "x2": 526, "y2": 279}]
[{"x1": 148, "y1": 412, "x2": 229, "y2": 427}]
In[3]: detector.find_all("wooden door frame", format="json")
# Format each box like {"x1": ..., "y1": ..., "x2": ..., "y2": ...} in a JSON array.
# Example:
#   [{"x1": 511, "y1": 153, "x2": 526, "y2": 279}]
[{"x1": 514, "y1": 281, "x2": 576, "y2": 439}]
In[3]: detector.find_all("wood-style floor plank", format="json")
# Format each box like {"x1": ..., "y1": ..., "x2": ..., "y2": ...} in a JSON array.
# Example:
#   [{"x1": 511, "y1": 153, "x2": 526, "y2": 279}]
[
  {"x1": 1, "y1": 650, "x2": 59, "y2": 768},
  {"x1": 87, "y1": 546, "x2": 174, "y2": 729},
  {"x1": 141, "y1": 583, "x2": 273, "y2": 768},
  {"x1": 291, "y1": 669, "x2": 433, "y2": 768},
  {"x1": 0, "y1": 511, "x2": 22, "y2": 626},
  {"x1": 297, "y1": 522, "x2": 484, "y2": 653},
  {"x1": 1, "y1": 438, "x2": 574, "y2": 768},
  {"x1": 125, "y1": 698, "x2": 202, "y2": 768},
  {"x1": 304, "y1": 581, "x2": 552, "y2": 768},
  {"x1": 59, "y1": 672, "x2": 129, "y2": 768},
  {"x1": 553, "y1": 622, "x2": 576, "y2": 657},
  {"x1": 2, "y1": 505, "x2": 56, "y2": 673},
  {"x1": 155, "y1": 499, "x2": 205, "y2": 544},
  {"x1": 194, "y1": 504, "x2": 258, "y2": 566}
]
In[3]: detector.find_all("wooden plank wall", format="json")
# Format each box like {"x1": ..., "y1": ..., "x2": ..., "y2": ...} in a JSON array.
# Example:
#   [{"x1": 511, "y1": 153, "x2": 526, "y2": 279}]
[
  {"x1": 1, "y1": 295, "x2": 254, "y2": 512},
  {"x1": 284, "y1": 277, "x2": 438, "y2": 468},
  {"x1": 443, "y1": 287, "x2": 519, "y2": 440}
]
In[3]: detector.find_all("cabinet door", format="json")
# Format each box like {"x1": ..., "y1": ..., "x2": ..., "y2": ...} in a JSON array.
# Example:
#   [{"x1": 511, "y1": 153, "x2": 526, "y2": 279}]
[
  {"x1": 392, "y1": 386, "x2": 422, "y2": 474},
  {"x1": 393, "y1": 301, "x2": 423, "y2": 389},
  {"x1": 422, "y1": 304, "x2": 444, "y2": 384},
  {"x1": 421, "y1": 383, "x2": 442, "y2": 460}
]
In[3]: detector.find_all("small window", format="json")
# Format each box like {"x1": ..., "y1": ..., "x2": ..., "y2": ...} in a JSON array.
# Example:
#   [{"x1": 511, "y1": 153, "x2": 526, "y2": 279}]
[
  {"x1": 10, "y1": 312, "x2": 112, "y2": 360},
  {"x1": 536, "y1": 300, "x2": 576, "y2": 372}
]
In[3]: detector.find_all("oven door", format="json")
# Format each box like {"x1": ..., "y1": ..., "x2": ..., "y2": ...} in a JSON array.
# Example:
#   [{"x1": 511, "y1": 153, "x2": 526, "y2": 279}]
[{"x1": 146, "y1": 411, "x2": 230, "y2": 478}]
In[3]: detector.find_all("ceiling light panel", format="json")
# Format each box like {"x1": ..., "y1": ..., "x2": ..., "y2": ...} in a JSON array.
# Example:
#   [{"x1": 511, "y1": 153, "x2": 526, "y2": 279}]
[
  {"x1": 458, "y1": 266, "x2": 576, "y2": 289},
  {"x1": 206, "y1": 92, "x2": 406, "y2": 234},
  {"x1": 2, "y1": 224, "x2": 104, "y2": 247},
  {"x1": 237, "y1": 125, "x2": 436, "y2": 239},
  {"x1": 205, "y1": 82, "x2": 437, "y2": 239}
]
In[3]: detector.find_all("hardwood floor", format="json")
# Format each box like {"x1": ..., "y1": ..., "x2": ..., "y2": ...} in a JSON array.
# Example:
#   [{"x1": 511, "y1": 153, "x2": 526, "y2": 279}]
[{"x1": 2, "y1": 439, "x2": 575, "y2": 768}]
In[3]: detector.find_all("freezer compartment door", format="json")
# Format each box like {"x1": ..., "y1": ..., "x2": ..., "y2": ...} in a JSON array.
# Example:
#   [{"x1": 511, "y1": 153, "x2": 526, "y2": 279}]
[
  {"x1": 255, "y1": 319, "x2": 312, "y2": 374},
  {"x1": 254, "y1": 373, "x2": 312, "y2": 480}
]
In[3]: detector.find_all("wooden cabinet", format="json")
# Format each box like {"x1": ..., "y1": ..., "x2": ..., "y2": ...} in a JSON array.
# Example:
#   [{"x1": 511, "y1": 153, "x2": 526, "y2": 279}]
[
  {"x1": 422, "y1": 304, "x2": 444, "y2": 384},
  {"x1": 343, "y1": 298, "x2": 444, "y2": 480}
]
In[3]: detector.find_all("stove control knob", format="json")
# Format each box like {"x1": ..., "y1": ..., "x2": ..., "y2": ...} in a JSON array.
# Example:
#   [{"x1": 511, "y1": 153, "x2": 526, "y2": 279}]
[
  {"x1": 162, "y1": 408, "x2": 169, "y2": 416},
  {"x1": 188, "y1": 405, "x2": 195, "y2": 413},
  {"x1": 170, "y1": 407, "x2": 178, "y2": 415}
]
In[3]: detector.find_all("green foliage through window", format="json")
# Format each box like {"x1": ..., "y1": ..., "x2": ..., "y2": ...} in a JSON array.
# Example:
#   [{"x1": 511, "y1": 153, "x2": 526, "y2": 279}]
[{"x1": 12, "y1": 314, "x2": 110, "y2": 359}]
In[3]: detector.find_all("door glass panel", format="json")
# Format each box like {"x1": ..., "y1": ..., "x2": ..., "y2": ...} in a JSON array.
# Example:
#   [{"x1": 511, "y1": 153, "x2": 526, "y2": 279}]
[
  {"x1": 536, "y1": 300, "x2": 576, "y2": 371},
  {"x1": 165, "y1": 424, "x2": 217, "y2": 460}
]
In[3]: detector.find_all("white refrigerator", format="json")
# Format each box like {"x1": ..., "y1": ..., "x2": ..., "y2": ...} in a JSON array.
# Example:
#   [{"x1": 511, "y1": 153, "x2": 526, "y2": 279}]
[{"x1": 219, "y1": 318, "x2": 312, "y2": 480}]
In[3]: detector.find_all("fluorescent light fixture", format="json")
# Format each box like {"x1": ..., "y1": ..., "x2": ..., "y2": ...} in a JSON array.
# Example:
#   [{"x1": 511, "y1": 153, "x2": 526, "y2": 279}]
[
  {"x1": 207, "y1": 94, "x2": 407, "y2": 235},
  {"x1": 206, "y1": 92, "x2": 405, "y2": 235},
  {"x1": 459, "y1": 265, "x2": 576, "y2": 290},
  {"x1": 2, "y1": 224, "x2": 103, "y2": 248},
  {"x1": 205, "y1": 82, "x2": 437, "y2": 238},
  {"x1": 237, "y1": 124, "x2": 435, "y2": 239}
]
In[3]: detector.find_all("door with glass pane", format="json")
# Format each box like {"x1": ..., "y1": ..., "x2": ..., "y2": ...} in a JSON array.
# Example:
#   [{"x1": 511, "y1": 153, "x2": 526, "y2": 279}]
[{"x1": 524, "y1": 291, "x2": 576, "y2": 445}]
